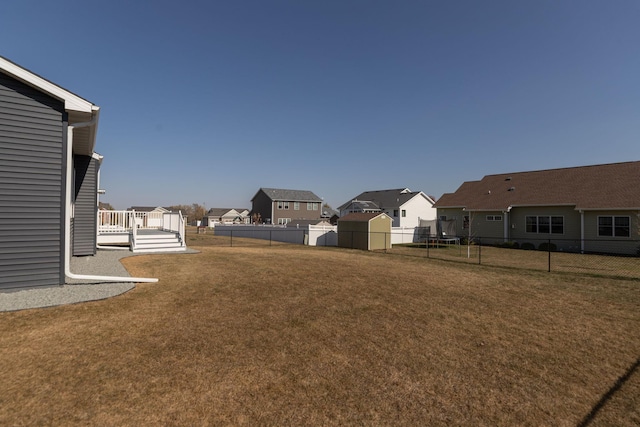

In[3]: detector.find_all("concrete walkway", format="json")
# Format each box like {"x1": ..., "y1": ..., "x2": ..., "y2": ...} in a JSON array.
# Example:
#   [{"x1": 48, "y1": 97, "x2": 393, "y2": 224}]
[{"x1": 0, "y1": 248, "x2": 197, "y2": 312}]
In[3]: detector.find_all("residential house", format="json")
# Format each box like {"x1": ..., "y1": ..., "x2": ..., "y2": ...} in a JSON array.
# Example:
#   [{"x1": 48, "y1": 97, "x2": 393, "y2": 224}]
[
  {"x1": 433, "y1": 161, "x2": 640, "y2": 255},
  {"x1": 0, "y1": 56, "x2": 101, "y2": 290},
  {"x1": 251, "y1": 188, "x2": 323, "y2": 225},
  {"x1": 338, "y1": 188, "x2": 436, "y2": 227},
  {"x1": 129, "y1": 206, "x2": 170, "y2": 228},
  {"x1": 202, "y1": 208, "x2": 249, "y2": 226}
]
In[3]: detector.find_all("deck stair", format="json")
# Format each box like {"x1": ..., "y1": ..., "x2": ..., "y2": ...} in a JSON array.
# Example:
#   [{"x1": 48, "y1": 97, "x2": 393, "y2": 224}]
[{"x1": 132, "y1": 230, "x2": 186, "y2": 253}]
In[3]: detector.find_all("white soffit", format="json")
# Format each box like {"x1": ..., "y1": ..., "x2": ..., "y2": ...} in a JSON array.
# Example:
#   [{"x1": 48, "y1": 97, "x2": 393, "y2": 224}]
[{"x1": 0, "y1": 56, "x2": 96, "y2": 114}]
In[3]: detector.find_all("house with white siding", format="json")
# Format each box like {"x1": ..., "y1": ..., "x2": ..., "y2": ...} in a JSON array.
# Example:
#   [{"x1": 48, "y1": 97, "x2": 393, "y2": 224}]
[{"x1": 338, "y1": 188, "x2": 437, "y2": 228}]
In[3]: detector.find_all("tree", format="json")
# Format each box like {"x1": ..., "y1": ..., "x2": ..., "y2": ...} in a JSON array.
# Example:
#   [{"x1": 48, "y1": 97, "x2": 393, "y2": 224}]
[
  {"x1": 98, "y1": 201, "x2": 114, "y2": 210},
  {"x1": 167, "y1": 203, "x2": 206, "y2": 224},
  {"x1": 462, "y1": 210, "x2": 476, "y2": 259}
]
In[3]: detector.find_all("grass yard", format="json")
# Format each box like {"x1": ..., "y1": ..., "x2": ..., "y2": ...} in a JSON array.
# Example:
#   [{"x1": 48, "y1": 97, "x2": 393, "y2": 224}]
[
  {"x1": 391, "y1": 243, "x2": 640, "y2": 279},
  {"x1": 0, "y1": 235, "x2": 638, "y2": 426}
]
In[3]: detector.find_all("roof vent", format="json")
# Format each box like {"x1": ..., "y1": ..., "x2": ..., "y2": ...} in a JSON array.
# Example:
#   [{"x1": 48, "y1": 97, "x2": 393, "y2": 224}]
[{"x1": 508, "y1": 187, "x2": 515, "y2": 192}]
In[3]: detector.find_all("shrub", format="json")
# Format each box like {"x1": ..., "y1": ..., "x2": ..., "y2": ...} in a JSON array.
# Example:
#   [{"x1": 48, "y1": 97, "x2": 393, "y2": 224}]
[
  {"x1": 500, "y1": 241, "x2": 520, "y2": 249},
  {"x1": 521, "y1": 242, "x2": 535, "y2": 250},
  {"x1": 538, "y1": 242, "x2": 557, "y2": 252}
]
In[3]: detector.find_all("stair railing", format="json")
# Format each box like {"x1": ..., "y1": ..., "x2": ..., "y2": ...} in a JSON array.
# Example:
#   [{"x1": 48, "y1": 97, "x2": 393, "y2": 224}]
[
  {"x1": 130, "y1": 209, "x2": 137, "y2": 249},
  {"x1": 162, "y1": 210, "x2": 186, "y2": 247}
]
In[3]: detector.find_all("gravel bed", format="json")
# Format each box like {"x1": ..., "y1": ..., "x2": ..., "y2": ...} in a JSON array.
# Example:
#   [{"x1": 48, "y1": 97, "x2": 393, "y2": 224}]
[{"x1": 0, "y1": 248, "x2": 197, "y2": 312}]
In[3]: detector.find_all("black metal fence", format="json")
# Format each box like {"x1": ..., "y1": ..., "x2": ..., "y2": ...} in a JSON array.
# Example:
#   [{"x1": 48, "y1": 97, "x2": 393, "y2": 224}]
[
  {"x1": 387, "y1": 234, "x2": 640, "y2": 280},
  {"x1": 188, "y1": 227, "x2": 640, "y2": 279}
]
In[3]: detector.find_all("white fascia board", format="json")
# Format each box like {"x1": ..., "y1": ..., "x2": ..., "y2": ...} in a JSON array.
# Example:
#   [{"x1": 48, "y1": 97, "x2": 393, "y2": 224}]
[
  {"x1": 0, "y1": 57, "x2": 95, "y2": 113},
  {"x1": 418, "y1": 191, "x2": 436, "y2": 205},
  {"x1": 578, "y1": 207, "x2": 640, "y2": 211},
  {"x1": 400, "y1": 192, "x2": 434, "y2": 208}
]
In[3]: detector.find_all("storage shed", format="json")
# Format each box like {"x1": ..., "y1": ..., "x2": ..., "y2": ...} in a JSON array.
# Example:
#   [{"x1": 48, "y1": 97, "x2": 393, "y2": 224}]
[
  {"x1": 0, "y1": 56, "x2": 101, "y2": 290},
  {"x1": 337, "y1": 212, "x2": 392, "y2": 251}
]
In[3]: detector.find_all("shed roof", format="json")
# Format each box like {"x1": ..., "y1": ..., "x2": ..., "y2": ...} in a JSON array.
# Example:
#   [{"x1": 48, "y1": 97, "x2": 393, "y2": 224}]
[
  {"x1": 338, "y1": 212, "x2": 391, "y2": 222},
  {"x1": 434, "y1": 161, "x2": 640, "y2": 211}
]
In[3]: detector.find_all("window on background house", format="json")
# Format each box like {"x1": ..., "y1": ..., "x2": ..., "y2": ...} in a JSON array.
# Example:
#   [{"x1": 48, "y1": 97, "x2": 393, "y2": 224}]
[
  {"x1": 598, "y1": 216, "x2": 630, "y2": 237},
  {"x1": 615, "y1": 216, "x2": 630, "y2": 237},
  {"x1": 307, "y1": 202, "x2": 313, "y2": 210},
  {"x1": 538, "y1": 216, "x2": 550, "y2": 234},
  {"x1": 526, "y1": 216, "x2": 564, "y2": 234},
  {"x1": 278, "y1": 218, "x2": 291, "y2": 225},
  {"x1": 401, "y1": 210, "x2": 406, "y2": 217},
  {"x1": 463, "y1": 215, "x2": 469, "y2": 229},
  {"x1": 283, "y1": 201, "x2": 289, "y2": 210},
  {"x1": 277, "y1": 201, "x2": 283, "y2": 210},
  {"x1": 393, "y1": 209, "x2": 399, "y2": 217},
  {"x1": 294, "y1": 202, "x2": 300, "y2": 210}
]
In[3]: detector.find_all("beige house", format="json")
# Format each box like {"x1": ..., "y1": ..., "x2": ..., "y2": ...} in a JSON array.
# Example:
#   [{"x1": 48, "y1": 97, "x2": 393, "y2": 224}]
[
  {"x1": 337, "y1": 212, "x2": 393, "y2": 251},
  {"x1": 202, "y1": 208, "x2": 249, "y2": 226},
  {"x1": 433, "y1": 161, "x2": 640, "y2": 255}
]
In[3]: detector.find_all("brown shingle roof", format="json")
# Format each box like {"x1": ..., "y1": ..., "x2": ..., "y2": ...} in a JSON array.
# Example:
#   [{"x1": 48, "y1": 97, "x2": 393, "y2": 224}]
[
  {"x1": 434, "y1": 161, "x2": 640, "y2": 211},
  {"x1": 338, "y1": 212, "x2": 389, "y2": 222}
]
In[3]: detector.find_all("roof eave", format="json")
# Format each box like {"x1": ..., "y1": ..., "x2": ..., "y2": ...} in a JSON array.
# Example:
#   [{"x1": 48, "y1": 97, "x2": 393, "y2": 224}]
[{"x1": 0, "y1": 56, "x2": 96, "y2": 114}]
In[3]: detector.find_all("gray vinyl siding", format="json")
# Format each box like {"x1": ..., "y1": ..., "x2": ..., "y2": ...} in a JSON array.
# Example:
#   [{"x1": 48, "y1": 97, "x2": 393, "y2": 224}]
[
  {"x1": 73, "y1": 155, "x2": 97, "y2": 256},
  {"x1": 0, "y1": 72, "x2": 65, "y2": 289}
]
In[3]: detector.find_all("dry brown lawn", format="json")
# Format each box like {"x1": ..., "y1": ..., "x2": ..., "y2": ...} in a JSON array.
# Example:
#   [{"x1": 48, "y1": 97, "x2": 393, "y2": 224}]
[{"x1": 1, "y1": 236, "x2": 639, "y2": 426}]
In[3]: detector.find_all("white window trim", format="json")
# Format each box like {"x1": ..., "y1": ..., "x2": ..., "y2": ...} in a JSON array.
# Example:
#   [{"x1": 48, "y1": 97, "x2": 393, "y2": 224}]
[
  {"x1": 525, "y1": 215, "x2": 564, "y2": 235},
  {"x1": 597, "y1": 215, "x2": 631, "y2": 238}
]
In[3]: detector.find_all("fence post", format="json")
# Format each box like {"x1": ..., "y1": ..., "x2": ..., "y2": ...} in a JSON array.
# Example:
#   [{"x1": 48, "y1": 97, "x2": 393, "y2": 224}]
[
  {"x1": 548, "y1": 238, "x2": 551, "y2": 272},
  {"x1": 426, "y1": 235, "x2": 429, "y2": 258},
  {"x1": 478, "y1": 238, "x2": 481, "y2": 265}
]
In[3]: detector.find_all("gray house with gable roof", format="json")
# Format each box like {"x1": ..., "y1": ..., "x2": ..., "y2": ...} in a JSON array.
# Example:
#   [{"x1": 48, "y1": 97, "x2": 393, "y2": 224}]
[
  {"x1": 251, "y1": 188, "x2": 323, "y2": 225},
  {"x1": 0, "y1": 56, "x2": 101, "y2": 290}
]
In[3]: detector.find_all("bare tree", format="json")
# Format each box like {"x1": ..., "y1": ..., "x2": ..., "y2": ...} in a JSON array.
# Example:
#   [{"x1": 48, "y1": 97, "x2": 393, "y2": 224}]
[{"x1": 462, "y1": 210, "x2": 476, "y2": 259}]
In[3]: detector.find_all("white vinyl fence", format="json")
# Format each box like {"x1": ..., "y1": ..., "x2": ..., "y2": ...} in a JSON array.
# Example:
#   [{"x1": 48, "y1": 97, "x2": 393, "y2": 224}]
[
  {"x1": 214, "y1": 224, "x2": 338, "y2": 246},
  {"x1": 308, "y1": 224, "x2": 337, "y2": 246},
  {"x1": 391, "y1": 227, "x2": 433, "y2": 244}
]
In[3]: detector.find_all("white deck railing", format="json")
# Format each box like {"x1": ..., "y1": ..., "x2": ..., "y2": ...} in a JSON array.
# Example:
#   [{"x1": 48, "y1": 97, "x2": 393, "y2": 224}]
[
  {"x1": 98, "y1": 209, "x2": 186, "y2": 247},
  {"x1": 97, "y1": 210, "x2": 132, "y2": 233}
]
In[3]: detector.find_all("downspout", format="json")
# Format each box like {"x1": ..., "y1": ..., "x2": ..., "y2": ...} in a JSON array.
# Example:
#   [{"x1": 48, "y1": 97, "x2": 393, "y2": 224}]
[
  {"x1": 505, "y1": 206, "x2": 512, "y2": 242},
  {"x1": 65, "y1": 112, "x2": 158, "y2": 283},
  {"x1": 580, "y1": 210, "x2": 585, "y2": 254}
]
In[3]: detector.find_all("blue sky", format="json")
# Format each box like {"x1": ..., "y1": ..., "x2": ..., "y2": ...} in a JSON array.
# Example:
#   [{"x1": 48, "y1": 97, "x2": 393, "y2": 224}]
[{"x1": 2, "y1": 1, "x2": 639, "y2": 210}]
